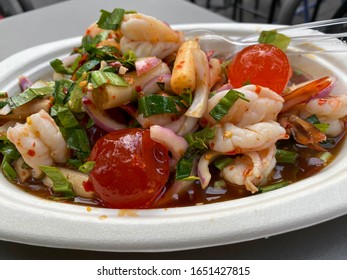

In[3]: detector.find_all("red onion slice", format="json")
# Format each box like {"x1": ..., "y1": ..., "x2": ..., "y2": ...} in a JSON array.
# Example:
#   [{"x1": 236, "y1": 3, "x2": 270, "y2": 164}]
[
  {"x1": 150, "y1": 125, "x2": 188, "y2": 169},
  {"x1": 142, "y1": 74, "x2": 172, "y2": 95},
  {"x1": 185, "y1": 49, "x2": 209, "y2": 118},
  {"x1": 135, "y1": 57, "x2": 161, "y2": 76},
  {"x1": 216, "y1": 83, "x2": 233, "y2": 92},
  {"x1": 197, "y1": 151, "x2": 221, "y2": 189},
  {"x1": 18, "y1": 76, "x2": 33, "y2": 91},
  {"x1": 83, "y1": 97, "x2": 126, "y2": 132}
]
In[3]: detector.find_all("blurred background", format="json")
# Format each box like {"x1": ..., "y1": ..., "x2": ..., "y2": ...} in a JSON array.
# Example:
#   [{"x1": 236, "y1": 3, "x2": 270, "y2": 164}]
[{"x1": 0, "y1": 0, "x2": 347, "y2": 23}]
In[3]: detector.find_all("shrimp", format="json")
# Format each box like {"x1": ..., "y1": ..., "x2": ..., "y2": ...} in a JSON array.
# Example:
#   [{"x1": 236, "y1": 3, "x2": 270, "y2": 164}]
[
  {"x1": 300, "y1": 95, "x2": 347, "y2": 137},
  {"x1": 7, "y1": 123, "x2": 53, "y2": 178},
  {"x1": 220, "y1": 145, "x2": 277, "y2": 193},
  {"x1": 120, "y1": 13, "x2": 184, "y2": 59},
  {"x1": 7, "y1": 110, "x2": 69, "y2": 178},
  {"x1": 281, "y1": 76, "x2": 335, "y2": 113},
  {"x1": 303, "y1": 95, "x2": 347, "y2": 120},
  {"x1": 202, "y1": 85, "x2": 284, "y2": 127},
  {"x1": 28, "y1": 110, "x2": 69, "y2": 163},
  {"x1": 209, "y1": 121, "x2": 288, "y2": 154},
  {"x1": 282, "y1": 95, "x2": 347, "y2": 138}
]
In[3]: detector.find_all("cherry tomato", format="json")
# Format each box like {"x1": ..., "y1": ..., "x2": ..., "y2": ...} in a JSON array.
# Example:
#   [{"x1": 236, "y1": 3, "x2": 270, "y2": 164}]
[
  {"x1": 88, "y1": 128, "x2": 170, "y2": 209},
  {"x1": 228, "y1": 43, "x2": 292, "y2": 94}
]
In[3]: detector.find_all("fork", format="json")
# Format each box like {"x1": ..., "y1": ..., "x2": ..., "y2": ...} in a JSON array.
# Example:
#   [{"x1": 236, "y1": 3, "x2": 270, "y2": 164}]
[{"x1": 184, "y1": 17, "x2": 347, "y2": 57}]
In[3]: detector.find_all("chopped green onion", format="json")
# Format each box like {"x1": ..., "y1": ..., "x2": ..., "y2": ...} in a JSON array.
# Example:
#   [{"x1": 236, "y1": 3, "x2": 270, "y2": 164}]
[
  {"x1": 60, "y1": 128, "x2": 91, "y2": 155},
  {"x1": 53, "y1": 79, "x2": 74, "y2": 108},
  {"x1": 79, "y1": 161, "x2": 95, "y2": 173},
  {"x1": 0, "y1": 143, "x2": 21, "y2": 161},
  {"x1": 8, "y1": 85, "x2": 54, "y2": 109},
  {"x1": 67, "y1": 158, "x2": 83, "y2": 169},
  {"x1": 305, "y1": 114, "x2": 320, "y2": 124},
  {"x1": 0, "y1": 91, "x2": 8, "y2": 98},
  {"x1": 214, "y1": 156, "x2": 234, "y2": 170},
  {"x1": 97, "y1": 8, "x2": 125, "y2": 30},
  {"x1": 184, "y1": 127, "x2": 215, "y2": 149},
  {"x1": 138, "y1": 95, "x2": 178, "y2": 117},
  {"x1": 319, "y1": 151, "x2": 333, "y2": 163},
  {"x1": 258, "y1": 180, "x2": 291, "y2": 193},
  {"x1": 314, "y1": 123, "x2": 329, "y2": 133},
  {"x1": 176, "y1": 156, "x2": 195, "y2": 181},
  {"x1": 258, "y1": 30, "x2": 291, "y2": 51},
  {"x1": 214, "y1": 179, "x2": 227, "y2": 189},
  {"x1": 90, "y1": 70, "x2": 128, "y2": 88},
  {"x1": 119, "y1": 50, "x2": 137, "y2": 69},
  {"x1": 176, "y1": 128, "x2": 216, "y2": 181},
  {"x1": 92, "y1": 45, "x2": 121, "y2": 59},
  {"x1": 67, "y1": 84, "x2": 84, "y2": 113},
  {"x1": 1, "y1": 156, "x2": 17, "y2": 181},
  {"x1": 40, "y1": 166, "x2": 75, "y2": 198},
  {"x1": 180, "y1": 88, "x2": 193, "y2": 106},
  {"x1": 50, "y1": 59, "x2": 74, "y2": 75},
  {"x1": 0, "y1": 101, "x2": 8, "y2": 109},
  {"x1": 305, "y1": 114, "x2": 329, "y2": 133},
  {"x1": 0, "y1": 137, "x2": 21, "y2": 180},
  {"x1": 75, "y1": 59, "x2": 100, "y2": 79},
  {"x1": 275, "y1": 149, "x2": 298, "y2": 164},
  {"x1": 209, "y1": 89, "x2": 249, "y2": 122},
  {"x1": 86, "y1": 117, "x2": 95, "y2": 129},
  {"x1": 56, "y1": 107, "x2": 80, "y2": 128}
]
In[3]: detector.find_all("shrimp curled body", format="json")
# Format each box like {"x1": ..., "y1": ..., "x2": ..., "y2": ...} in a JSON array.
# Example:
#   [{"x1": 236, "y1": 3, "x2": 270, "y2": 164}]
[
  {"x1": 298, "y1": 95, "x2": 347, "y2": 137},
  {"x1": 203, "y1": 85, "x2": 284, "y2": 127},
  {"x1": 7, "y1": 110, "x2": 69, "y2": 178},
  {"x1": 120, "y1": 13, "x2": 184, "y2": 59},
  {"x1": 221, "y1": 145, "x2": 277, "y2": 193},
  {"x1": 209, "y1": 121, "x2": 288, "y2": 154}
]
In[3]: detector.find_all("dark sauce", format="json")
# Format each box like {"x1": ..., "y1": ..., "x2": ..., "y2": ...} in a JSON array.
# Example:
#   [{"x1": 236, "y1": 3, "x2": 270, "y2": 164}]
[{"x1": 11, "y1": 130, "x2": 345, "y2": 209}]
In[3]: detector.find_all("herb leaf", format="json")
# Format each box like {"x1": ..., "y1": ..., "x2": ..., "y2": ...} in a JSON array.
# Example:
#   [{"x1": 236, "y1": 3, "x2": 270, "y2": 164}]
[
  {"x1": 176, "y1": 127, "x2": 215, "y2": 180},
  {"x1": 90, "y1": 70, "x2": 128, "y2": 88},
  {"x1": 97, "y1": 8, "x2": 125, "y2": 30},
  {"x1": 138, "y1": 95, "x2": 178, "y2": 117},
  {"x1": 209, "y1": 89, "x2": 249, "y2": 122},
  {"x1": 40, "y1": 166, "x2": 75, "y2": 198},
  {"x1": 258, "y1": 30, "x2": 291, "y2": 51},
  {"x1": 8, "y1": 85, "x2": 54, "y2": 109}
]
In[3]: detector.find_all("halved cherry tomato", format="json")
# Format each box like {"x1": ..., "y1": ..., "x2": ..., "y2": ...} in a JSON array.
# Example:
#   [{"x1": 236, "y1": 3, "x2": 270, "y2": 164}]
[
  {"x1": 228, "y1": 43, "x2": 292, "y2": 94},
  {"x1": 88, "y1": 128, "x2": 169, "y2": 209}
]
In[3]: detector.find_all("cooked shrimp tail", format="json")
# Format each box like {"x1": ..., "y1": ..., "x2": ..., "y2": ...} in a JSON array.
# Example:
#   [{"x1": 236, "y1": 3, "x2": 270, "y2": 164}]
[
  {"x1": 279, "y1": 113, "x2": 327, "y2": 151},
  {"x1": 281, "y1": 76, "x2": 336, "y2": 112}
]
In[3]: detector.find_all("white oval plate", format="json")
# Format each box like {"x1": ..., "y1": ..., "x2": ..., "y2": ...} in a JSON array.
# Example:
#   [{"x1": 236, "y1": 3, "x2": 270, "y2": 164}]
[{"x1": 1, "y1": 23, "x2": 347, "y2": 252}]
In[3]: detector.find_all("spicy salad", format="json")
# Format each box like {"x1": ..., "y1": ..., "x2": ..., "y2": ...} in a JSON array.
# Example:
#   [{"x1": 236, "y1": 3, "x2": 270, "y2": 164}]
[{"x1": 0, "y1": 8, "x2": 346, "y2": 209}]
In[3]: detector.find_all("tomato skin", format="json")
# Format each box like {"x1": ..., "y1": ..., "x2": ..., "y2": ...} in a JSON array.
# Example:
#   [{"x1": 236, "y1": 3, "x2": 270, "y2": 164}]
[
  {"x1": 88, "y1": 128, "x2": 169, "y2": 209},
  {"x1": 228, "y1": 43, "x2": 292, "y2": 94}
]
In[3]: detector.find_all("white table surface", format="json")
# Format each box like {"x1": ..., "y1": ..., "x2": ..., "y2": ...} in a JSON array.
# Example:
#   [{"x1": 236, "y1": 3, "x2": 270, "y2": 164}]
[{"x1": 0, "y1": 0, "x2": 347, "y2": 260}]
